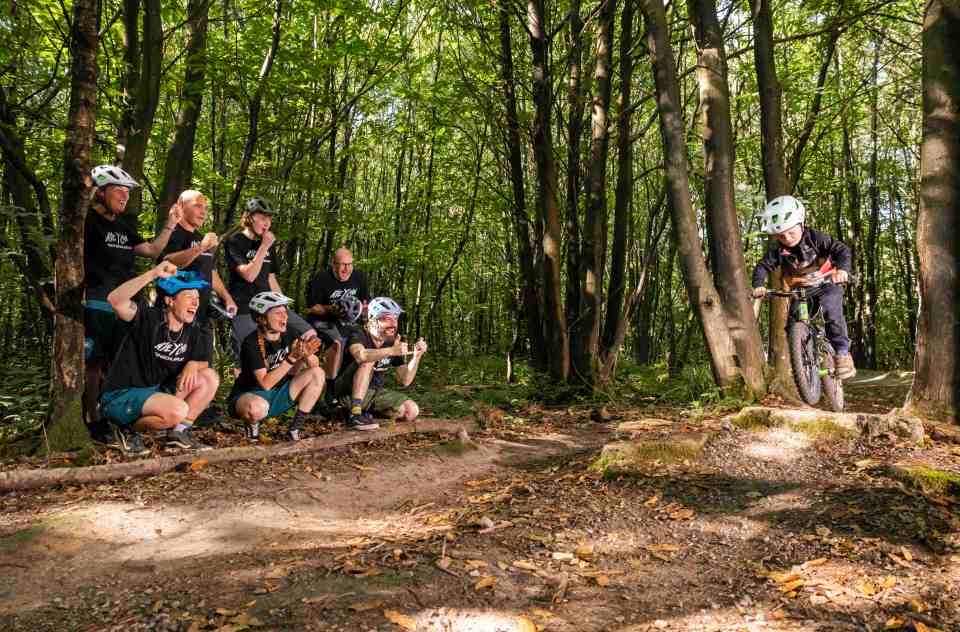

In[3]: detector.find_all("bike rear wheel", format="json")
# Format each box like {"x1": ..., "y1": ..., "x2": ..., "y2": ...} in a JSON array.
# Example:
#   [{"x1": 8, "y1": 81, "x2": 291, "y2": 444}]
[
  {"x1": 788, "y1": 321, "x2": 822, "y2": 405},
  {"x1": 821, "y1": 348, "x2": 845, "y2": 412}
]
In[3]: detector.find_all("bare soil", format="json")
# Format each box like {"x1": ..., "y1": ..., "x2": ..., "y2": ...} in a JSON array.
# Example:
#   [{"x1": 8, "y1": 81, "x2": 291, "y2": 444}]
[{"x1": 1, "y1": 373, "x2": 958, "y2": 632}]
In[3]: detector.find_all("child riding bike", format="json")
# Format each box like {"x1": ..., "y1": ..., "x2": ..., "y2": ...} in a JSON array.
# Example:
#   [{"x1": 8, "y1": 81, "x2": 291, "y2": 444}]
[{"x1": 751, "y1": 195, "x2": 856, "y2": 380}]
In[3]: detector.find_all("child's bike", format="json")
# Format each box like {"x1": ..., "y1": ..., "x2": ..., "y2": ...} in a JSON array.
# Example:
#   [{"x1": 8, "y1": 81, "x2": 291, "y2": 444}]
[{"x1": 753, "y1": 278, "x2": 854, "y2": 412}]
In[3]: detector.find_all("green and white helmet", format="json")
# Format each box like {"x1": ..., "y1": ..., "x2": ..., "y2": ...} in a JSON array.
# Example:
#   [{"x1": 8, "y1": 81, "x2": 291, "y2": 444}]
[
  {"x1": 245, "y1": 196, "x2": 276, "y2": 215},
  {"x1": 249, "y1": 291, "x2": 292, "y2": 316},
  {"x1": 91, "y1": 164, "x2": 139, "y2": 189},
  {"x1": 758, "y1": 195, "x2": 805, "y2": 234}
]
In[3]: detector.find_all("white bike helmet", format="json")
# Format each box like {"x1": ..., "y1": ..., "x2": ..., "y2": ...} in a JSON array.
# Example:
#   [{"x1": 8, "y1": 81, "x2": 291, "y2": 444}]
[
  {"x1": 333, "y1": 295, "x2": 363, "y2": 324},
  {"x1": 91, "y1": 164, "x2": 139, "y2": 189},
  {"x1": 757, "y1": 195, "x2": 805, "y2": 234},
  {"x1": 367, "y1": 296, "x2": 402, "y2": 321},
  {"x1": 249, "y1": 291, "x2": 292, "y2": 316},
  {"x1": 245, "y1": 196, "x2": 276, "y2": 215}
]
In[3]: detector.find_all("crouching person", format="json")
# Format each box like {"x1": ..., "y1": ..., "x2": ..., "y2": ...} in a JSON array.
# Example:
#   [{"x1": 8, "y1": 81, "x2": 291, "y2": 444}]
[
  {"x1": 334, "y1": 297, "x2": 427, "y2": 431},
  {"x1": 229, "y1": 292, "x2": 325, "y2": 441},
  {"x1": 100, "y1": 262, "x2": 219, "y2": 456}
]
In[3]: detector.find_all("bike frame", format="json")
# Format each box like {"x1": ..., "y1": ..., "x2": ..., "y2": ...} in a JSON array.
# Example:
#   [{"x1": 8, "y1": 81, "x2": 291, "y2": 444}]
[{"x1": 768, "y1": 284, "x2": 835, "y2": 378}]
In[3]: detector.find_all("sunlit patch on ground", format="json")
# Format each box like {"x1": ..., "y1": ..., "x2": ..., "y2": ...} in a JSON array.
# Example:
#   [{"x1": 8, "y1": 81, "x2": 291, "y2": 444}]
[{"x1": 742, "y1": 428, "x2": 812, "y2": 462}]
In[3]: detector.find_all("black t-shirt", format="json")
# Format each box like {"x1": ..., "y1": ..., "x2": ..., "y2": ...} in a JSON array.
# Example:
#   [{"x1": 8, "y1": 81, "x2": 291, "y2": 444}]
[
  {"x1": 225, "y1": 233, "x2": 280, "y2": 314},
  {"x1": 231, "y1": 329, "x2": 299, "y2": 396},
  {"x1": 306, "y1": 269, "x2": 371, "y2": 323},
  {"x1": 84, "y1": 206, "x2": 146, "y2": 301},
  {"x1": 341, "y1": 329, "x2": 404, "y2": 389},
  {"x1": 160, "y1": 224, "x2": 214, "y2": 322},
  {"x1": 103, "y1": 302, "x2": 211, "y2": 391}
]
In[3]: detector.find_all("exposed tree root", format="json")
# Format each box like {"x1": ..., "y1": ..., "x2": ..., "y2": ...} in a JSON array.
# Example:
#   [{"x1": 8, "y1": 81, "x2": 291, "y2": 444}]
[{"x1": 0, "y1": 418, "x2": 476, "y2": 492}]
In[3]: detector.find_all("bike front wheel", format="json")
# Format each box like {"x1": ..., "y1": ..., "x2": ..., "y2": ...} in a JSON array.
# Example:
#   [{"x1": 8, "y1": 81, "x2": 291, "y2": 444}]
[{"x1": 788, "y1": 321, "x2": 822, "y2": 405}]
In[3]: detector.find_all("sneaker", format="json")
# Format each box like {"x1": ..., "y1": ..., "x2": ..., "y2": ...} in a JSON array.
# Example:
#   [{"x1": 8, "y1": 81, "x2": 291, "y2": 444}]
[
  {"x1": 346, "y1": 412, "x2": 379, "y2": 432},
  {"x1": 246, "y1": 421, "x2": 260, "y2": 441},
  {"x1": 90, "y1": 421, "x2": 120, "y2": 448},
  {"x1": 288, "y1": 428, "x2": 302, "y2": 441},
  {"x1": 835, "y1": 354, "x2": 857, "y2": 380},
  {"x1": 113, "y1": 425, "x2": 150, "y2": 457},
  {"x1": 166, "y1": 428, "x2": 213, "y2": 451}
]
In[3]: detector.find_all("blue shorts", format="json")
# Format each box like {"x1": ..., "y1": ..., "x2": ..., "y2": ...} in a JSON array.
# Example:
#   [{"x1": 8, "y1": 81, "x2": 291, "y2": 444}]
[
  {"x1": 228, "y1": 380, "x2": 295, "y2": 420},
  {"x1": 100, "y1": 384, "x2": 175, "y2": 426}
]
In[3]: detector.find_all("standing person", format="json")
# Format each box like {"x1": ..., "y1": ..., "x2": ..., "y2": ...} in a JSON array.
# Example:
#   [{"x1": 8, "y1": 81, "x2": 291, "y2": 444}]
[
  {"x1": 84, "y1": 164, "x2": 184, "y2": 444},
  {"x1": 224, "y1": 197, "x2": 316, "y2": 363},
  {"x1": 333, "y1": 297, "x2": 427, "y2": 431},
  {"x1": 160, "y1": 190, "x2": 237, "y2": 425},
  {"x1": 305, "y1": 248, "x2": 371, "y2": 391},
  {"x1": 751, "y1": 195, "x2": 856, "y2": 379},
  {"x1": 100, "y1": 262, "x2": 220, "y2": 455},
  {"x1": 161, "y1": 189, "x2": 238, "y2": 326},
  {"x1": 229, "y1": 292, "x2": 326, "y2": 441}
]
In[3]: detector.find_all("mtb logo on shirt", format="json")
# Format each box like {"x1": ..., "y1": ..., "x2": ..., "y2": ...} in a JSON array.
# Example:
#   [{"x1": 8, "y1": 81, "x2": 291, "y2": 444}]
[
  {"x1": 105, "y1": 232, "x2": 132, "y2": 249},
  {"x1": 246, "y1": 249, "x2": 271, "y2": 263},
  {"x1": 267, "y1": 347, "x2": 289, "y2": 370},
  {"x1": 330, "y1": 288, "x2": 358, "y2": 300},
  {"x1": 154, "y1": 341, "x2": 188, "y2": 362}
]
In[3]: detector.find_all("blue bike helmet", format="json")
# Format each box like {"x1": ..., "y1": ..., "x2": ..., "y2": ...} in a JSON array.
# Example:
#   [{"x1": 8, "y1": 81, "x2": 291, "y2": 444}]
[{"x1": 156, "y1": 270, "x2": 209, "y2": 296}]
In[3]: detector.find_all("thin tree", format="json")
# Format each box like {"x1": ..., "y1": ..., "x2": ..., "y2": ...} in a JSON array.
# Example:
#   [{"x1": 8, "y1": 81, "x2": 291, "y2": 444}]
[
  {"x1": 527, "y1": 0, "x2": 569, "y2": 381},
  {"x1": 223, "y1": 0, "x2": 284, "y2": 229},
  {"x1": 47, "y1": 0, "x2": 100, "y2": 451},
  {"x1": 688, "y1": 0, "x2": 766, "y2": 397}
]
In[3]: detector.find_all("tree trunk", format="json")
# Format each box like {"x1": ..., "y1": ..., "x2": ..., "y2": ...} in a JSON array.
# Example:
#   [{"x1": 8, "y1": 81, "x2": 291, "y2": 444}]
[
  {"x1": 640, "y1": 0, "x2": 739, "y2": 390},
  {"x1": 119, "y1": 0, "x2": 162, "y2": 227},
  {"x1": 564, "y1": 0, "x2": 584, "y2": 332},
  {"x1": 906, "y1": 0, "x2": 959, "y2": 422},
  {"x1": 600, "y1": 0, "x2": 635, "y2": 376},
  {"x1": 688, "y1": 0, "x2": 766, "y2": 397},
  {"x1": 574, "y1": 0, "x2": 616, "y2": 386},
  {"x1": 222, "y1": 0, "x2": 283, "y2": 229},
  {"x1": 864, "y1": 41, "x2": 882, "y2": 369},
  {"x1": 527, "y1": 0, "x2": 569, "y2": 381},
  {"x1": 749, "y1": 0, "x2": 799, "y2": 401},
  {"x1": 158, "y1": 0, "x2": 210, "y2": 215},
  {"x1": 497, "y1": 6, "x2": 546, "y2": 368},
  {"x1": 47, "y1": 0, "x2": 99, "y2": 452}
]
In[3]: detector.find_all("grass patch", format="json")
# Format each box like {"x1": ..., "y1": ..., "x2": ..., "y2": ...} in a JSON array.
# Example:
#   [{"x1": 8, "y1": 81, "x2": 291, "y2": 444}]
[
  {"x1": 591, "y1": 438, "x2": 704, "y2": 479},
  {"x1": 887, "y1": 464, "x2": 960, "y2": 496},
  {"x1": 0, "y1": 525, "x2": 45, "y2": 552},
  {"x1": 731, "y1": 409, "x2": 856, "y2": 440},
  {"x1": 791, "y1": 418, "x2": 857, "y2": 439}
]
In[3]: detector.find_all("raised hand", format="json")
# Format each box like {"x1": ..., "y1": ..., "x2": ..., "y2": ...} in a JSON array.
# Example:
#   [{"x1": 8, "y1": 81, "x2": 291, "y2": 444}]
[
  {"x1": 200, "y1": 232, "x2": 219, "y2": 252},
  {"x1": 154, "y1": 261, "x2": 178, "y2": 279},
  {"x1": 413, "y1": 337, "x2": 427, "y2": 356},
  {"x1": 391, "y1": 335, "x2": 409, "y2": 357},
  {"x1": 166, "y1": 202, "x2": 183, "y2": 229},
  {"x1": 261, "y1": 230, "x2": 276, "y2": 250}
]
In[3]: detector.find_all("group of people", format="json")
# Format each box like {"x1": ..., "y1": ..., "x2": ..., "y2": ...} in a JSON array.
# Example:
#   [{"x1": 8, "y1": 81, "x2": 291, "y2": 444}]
[
  {"x1": 84, "y1": 165, "x2": 428, "y2": 457},
  {"x1": 81, "y1": 162, "x2": 857, "y2": 458}
]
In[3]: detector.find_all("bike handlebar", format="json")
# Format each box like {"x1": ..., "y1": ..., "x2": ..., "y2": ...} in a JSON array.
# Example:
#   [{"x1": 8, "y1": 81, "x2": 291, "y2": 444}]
[{"x1": 752, "y1": 273, "x2": 860, "y2": 299}]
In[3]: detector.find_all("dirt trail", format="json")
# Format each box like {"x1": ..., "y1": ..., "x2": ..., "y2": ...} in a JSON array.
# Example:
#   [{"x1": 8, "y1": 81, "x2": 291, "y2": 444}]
[{"x1": 1, "y1": 376, "x2": 958, "y2": 632}]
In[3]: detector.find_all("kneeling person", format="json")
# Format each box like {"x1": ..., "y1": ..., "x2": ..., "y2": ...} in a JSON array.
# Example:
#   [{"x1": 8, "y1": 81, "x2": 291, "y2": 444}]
[
  {"x1": 229, "y1": 292, "x2": 326, "y2": 441},
  {"x1": 100, "y1": 263, "x2": 220, "y2": 455},
  {"x1": 334, "y1": 297, "x2": 427, "y2": 431}
]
